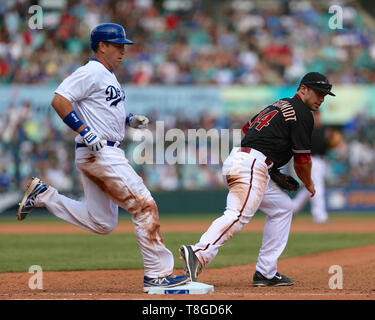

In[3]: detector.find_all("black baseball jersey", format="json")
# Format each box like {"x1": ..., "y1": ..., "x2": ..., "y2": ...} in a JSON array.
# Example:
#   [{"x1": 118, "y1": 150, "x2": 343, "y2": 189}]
[
  {"x1": 241, "y1": 95, "x2": 314, "y2": 168},
  {"x1": 311, "y1": 126, "x2": 328, "y2": 156}
]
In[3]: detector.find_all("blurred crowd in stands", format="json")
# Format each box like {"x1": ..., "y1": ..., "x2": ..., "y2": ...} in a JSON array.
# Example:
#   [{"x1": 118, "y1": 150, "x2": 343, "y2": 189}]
[
  {"x1": 0, "y1": 100, "x2": 231, "y2": 192},
  {"x1": 1, "y1": 0, "x2": 375, "y2": 85},
  {"x1": 1, "y1": 0, "x2": 375, "y2": 193},
  {"x1": 0, "y1": 99, "x2": 375, "y2": 193}
]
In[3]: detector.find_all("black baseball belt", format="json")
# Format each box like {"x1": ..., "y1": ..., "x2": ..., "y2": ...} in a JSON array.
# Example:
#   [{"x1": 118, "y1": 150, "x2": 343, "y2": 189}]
[{"x1": 239, "y1": 147, "x2": 272, "y2": 166}]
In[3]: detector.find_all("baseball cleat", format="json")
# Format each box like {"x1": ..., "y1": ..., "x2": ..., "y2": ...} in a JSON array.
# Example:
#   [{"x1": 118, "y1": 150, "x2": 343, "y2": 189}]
[
  {"x1": 252, "y1": 271, "x2": 295, "y2": 287},
  {"x1": 17, "y1": 177, "x2": 48, "y2": 221},
  {"x1": 179, "y1": 245, "x2": 203, "y2": 282},
  {"x1": 143, "y1": 275, "x2": 189, "y2": 293}
]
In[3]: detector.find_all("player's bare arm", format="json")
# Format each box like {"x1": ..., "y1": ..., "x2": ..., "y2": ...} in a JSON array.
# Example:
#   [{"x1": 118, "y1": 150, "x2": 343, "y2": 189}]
[
  {"x1": 294, "y1": 158, "x2": 315, "y2": 197},
  {"x1": 51, "y1": 94, "x2": 85, "y2": 134}
]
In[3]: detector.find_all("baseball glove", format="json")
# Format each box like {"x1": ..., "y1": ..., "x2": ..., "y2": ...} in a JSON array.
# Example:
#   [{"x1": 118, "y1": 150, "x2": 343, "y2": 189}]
[{"x1": 269, "y1": 168, "x2": 300, "y2": 191}]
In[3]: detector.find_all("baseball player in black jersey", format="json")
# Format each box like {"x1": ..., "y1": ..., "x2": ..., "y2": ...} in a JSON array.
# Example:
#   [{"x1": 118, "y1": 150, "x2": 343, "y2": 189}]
[
  {"x1": 292, "y1": 110, "x2": 342, "y2": 223},
  {"x1": 180, "y1": 72, "x2": 335, "y2": 286}
]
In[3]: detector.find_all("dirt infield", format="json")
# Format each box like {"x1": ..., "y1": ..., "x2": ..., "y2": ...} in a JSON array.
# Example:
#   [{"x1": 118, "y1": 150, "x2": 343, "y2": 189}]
[
  {"x1": 2, "y1": 217, "x2": 375, "y2": 234},
  {"x1": 1, "y1": 218, "x2": 375, "y2": 300}
]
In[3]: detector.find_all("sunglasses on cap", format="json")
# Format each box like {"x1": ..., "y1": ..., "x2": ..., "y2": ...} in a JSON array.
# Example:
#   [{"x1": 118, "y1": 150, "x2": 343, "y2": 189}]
[{"x1": 303, "y1": 81, "x2": 332, "y2": 90}]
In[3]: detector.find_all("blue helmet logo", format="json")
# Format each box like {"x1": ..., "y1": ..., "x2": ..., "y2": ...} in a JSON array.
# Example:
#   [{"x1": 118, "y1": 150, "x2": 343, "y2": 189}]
[{"x1": 90, "y1": 23, "x2": 133, "y2": 51}]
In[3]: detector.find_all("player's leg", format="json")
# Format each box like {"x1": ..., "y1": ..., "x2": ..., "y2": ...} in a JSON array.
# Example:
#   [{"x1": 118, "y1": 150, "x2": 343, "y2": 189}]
[
  {"x1": 310, "y1": 157, "x2": 328, "y2": 223},
  {"x1": 189, "y1": 150, "x2": 269, "y2": 270},
  {"x1": 32, "y1": 149, "x2": 119, "y2": 234},
  {"x1": 35, "y1": 185, "x2": 117, "y2": 234},
  {"x1": 119, "y1": 170, "x2": 191, "y2": 288},
  {"x1": 256, "y1": 179, "x2": 294, "y2": 279},
  {"x1": 92, "y1": 147, "x2": 175, "y2": 279}
]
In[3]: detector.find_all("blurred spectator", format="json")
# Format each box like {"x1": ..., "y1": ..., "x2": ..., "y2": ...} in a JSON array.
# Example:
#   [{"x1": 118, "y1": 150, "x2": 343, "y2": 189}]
[{"x1": 1, "y1": 0, "x2": 375, "y2": 85}]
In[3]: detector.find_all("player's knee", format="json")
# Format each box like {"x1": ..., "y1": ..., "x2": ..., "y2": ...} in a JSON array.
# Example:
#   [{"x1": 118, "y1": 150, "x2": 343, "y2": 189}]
[
  {"x1": 143, "y1": 199, "x2": 158, "y2": 213},
  {"x1": 132, "y1": 198, "x2": 159, "y2": 223},
  {"x1": 223, "y1": 209, "x2": 251, "y2": 226},
  {"x1": 96, "y1": 220, "x2": 117, "y2": 235},
  {"x1": 223, "y1": 208, "x2": 240, "y2": 221}
]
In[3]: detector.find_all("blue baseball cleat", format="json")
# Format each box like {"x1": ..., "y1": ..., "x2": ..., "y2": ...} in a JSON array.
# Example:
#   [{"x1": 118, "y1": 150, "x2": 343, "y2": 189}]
[
  {"x1": 143, "y1": 275, "x2": 189, "y2": 293},
  {"x1": 17, "y1": 177, "x2": 48, "y2": 221}
]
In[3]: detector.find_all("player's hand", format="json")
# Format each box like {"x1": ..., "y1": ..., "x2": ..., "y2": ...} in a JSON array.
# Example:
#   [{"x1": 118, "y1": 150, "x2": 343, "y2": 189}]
[
  {"x1": 80, "y1": 127, "x2": 105, "y2": 151},
  {"x1": 129, "y1": 115, "x2": 149, "y2": 129},
  {"x1": 305, "y1": 182, "x2": 316, "y2": 197}
]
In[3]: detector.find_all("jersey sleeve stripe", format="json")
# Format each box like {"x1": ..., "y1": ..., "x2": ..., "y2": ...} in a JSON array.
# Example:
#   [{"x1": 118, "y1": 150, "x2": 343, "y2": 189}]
[{"x1": 292, "y1": 149, "x2": 311, "y2": 154}]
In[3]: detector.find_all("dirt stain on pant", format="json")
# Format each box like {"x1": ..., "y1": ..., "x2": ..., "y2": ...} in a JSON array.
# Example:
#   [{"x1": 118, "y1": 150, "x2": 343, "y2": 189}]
[
  {"x1": 207, "y1": 174, "x2": 250, "y2": 248},
  {"x1": 225, "y1": 175, "x2": 250, "y2": 212},
  {"x1": 77, "y1": 158, "x2": 164, "y2": 245},
  {"x1": 133, "y1": 199, "x2": 164, "y2": 245}
]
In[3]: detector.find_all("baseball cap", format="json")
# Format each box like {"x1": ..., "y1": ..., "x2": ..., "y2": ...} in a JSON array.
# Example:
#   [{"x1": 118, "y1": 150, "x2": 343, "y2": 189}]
[{"x1": 299, "y1": 72, "x2": 335, "y2": 96}]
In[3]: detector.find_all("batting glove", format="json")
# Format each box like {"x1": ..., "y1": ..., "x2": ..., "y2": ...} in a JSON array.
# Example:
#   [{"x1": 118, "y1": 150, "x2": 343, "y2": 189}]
[
  {"x1": 129, "y1": 115, "x2": 149, "y2": 129},
  {"x1": 80, "y1": 127, "x2": 105, "y2": 151}
]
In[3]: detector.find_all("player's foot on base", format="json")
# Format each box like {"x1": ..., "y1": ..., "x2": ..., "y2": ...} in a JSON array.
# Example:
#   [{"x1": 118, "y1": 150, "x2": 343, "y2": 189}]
[
  {"x1": 143, "y1": 275, "x2": 189, "y2": 293},
  {"x1": 252, "y1": 271, "x2": 295, "y2": 287},
  {"x1": 179, "y1": 245, "x2": 203, "y2": 282},
  {"x1": 17, "y1": 177, "x2": 48, "y2": 221}
]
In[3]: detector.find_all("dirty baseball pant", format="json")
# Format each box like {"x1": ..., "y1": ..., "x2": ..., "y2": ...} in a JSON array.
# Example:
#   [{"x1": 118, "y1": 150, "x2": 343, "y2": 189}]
[
  {"x1": 192, "y1": 147, "x2": 294, "y2": 279},
  {"x1": 292, "y1": 156, "x2": 328, "y2": 223},
  {"x1": 34, "y1": 145, "x2": 174, "y2": 279}
]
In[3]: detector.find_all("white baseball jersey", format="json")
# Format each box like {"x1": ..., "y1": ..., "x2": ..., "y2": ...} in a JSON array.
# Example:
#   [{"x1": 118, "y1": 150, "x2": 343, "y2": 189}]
[{"x1": 55, "y1": 59, "x2": 126, "y2": 142}]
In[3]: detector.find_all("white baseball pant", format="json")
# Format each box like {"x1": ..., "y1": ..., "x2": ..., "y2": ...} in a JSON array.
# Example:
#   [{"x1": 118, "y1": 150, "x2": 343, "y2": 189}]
[
  {"x1": 292, "y1": 155, "x2": 328, "y2": 223},
  {"x1": 34, "y1": 145, "x2": 174, "y2": 279},
  {"x1": 192, "y1": 147, "x2": 294, "y2": 279}
]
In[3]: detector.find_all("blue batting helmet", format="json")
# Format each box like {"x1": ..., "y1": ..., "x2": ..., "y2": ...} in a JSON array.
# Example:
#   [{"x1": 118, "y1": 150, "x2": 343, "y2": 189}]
[{"x1": 90, "y1": 23, "x2": 133, "y2": 51}]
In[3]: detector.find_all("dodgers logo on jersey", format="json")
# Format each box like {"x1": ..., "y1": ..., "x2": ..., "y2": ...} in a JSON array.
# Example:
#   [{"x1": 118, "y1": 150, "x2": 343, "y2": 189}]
[{"x1": 105, "y1": 85, "x2": 125, "y2": 107}]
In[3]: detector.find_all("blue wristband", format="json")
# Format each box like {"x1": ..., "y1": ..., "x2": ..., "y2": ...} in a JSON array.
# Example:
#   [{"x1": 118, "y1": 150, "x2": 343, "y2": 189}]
[
  {"x1": 126, "y1": 113, "x2": 134, "y2": 125},
  {"x1": 63, "y1": 110, "x2": 84, "y2": 131},
  {"x1": 79, "y1": 126, "x2": 90, "y2": 136}
]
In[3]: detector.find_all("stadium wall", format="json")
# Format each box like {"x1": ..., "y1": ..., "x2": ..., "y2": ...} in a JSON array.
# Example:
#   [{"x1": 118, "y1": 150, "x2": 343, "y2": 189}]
[{"x1": 1, "y1": 85, "x2": 375, "y2": 125}]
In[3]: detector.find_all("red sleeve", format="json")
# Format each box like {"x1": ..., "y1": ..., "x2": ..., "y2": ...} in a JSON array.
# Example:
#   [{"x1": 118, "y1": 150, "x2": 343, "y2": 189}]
[{"x1": 294, "y1": 153, "x2": 311, "y2": 164}]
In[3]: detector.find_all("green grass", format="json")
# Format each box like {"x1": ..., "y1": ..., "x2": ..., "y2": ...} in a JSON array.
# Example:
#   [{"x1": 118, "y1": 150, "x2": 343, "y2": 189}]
[
  {"x1": 1, "y1": 232, "x2": 375, "y2": 273},
  {"x1": 2, "y1": 210, "x2": 375, "y2": 224}
]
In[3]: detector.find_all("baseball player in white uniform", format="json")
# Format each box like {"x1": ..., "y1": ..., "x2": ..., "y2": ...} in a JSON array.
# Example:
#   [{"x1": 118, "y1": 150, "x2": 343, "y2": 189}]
[
  {"x1": 17, "y1": 23, "x2": 188, "y2": 292},
  {"x1": 180, "y1": 72, "x2": 336, "y2": 286}
]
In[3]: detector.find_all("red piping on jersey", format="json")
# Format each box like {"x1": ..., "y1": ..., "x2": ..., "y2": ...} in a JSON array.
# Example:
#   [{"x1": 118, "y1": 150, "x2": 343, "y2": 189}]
[
  {"x1": 242, "y1": 122, "x2": 250, "y2": 135},
  {"x1": 294, "y1": 93, "x2": 302, "y2": 101},
  {"x1": 194, "y1": 159, "x2": 256, "y2": 254}
]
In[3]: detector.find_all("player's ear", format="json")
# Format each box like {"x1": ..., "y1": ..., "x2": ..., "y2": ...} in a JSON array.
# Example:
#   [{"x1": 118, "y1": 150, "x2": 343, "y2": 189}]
[
  {"x1": 299, "y1": 84, "x2": 307, "y2": 95},
  {"x1": 97, "y1": 41, "x2": 108, "y2": 53}
]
